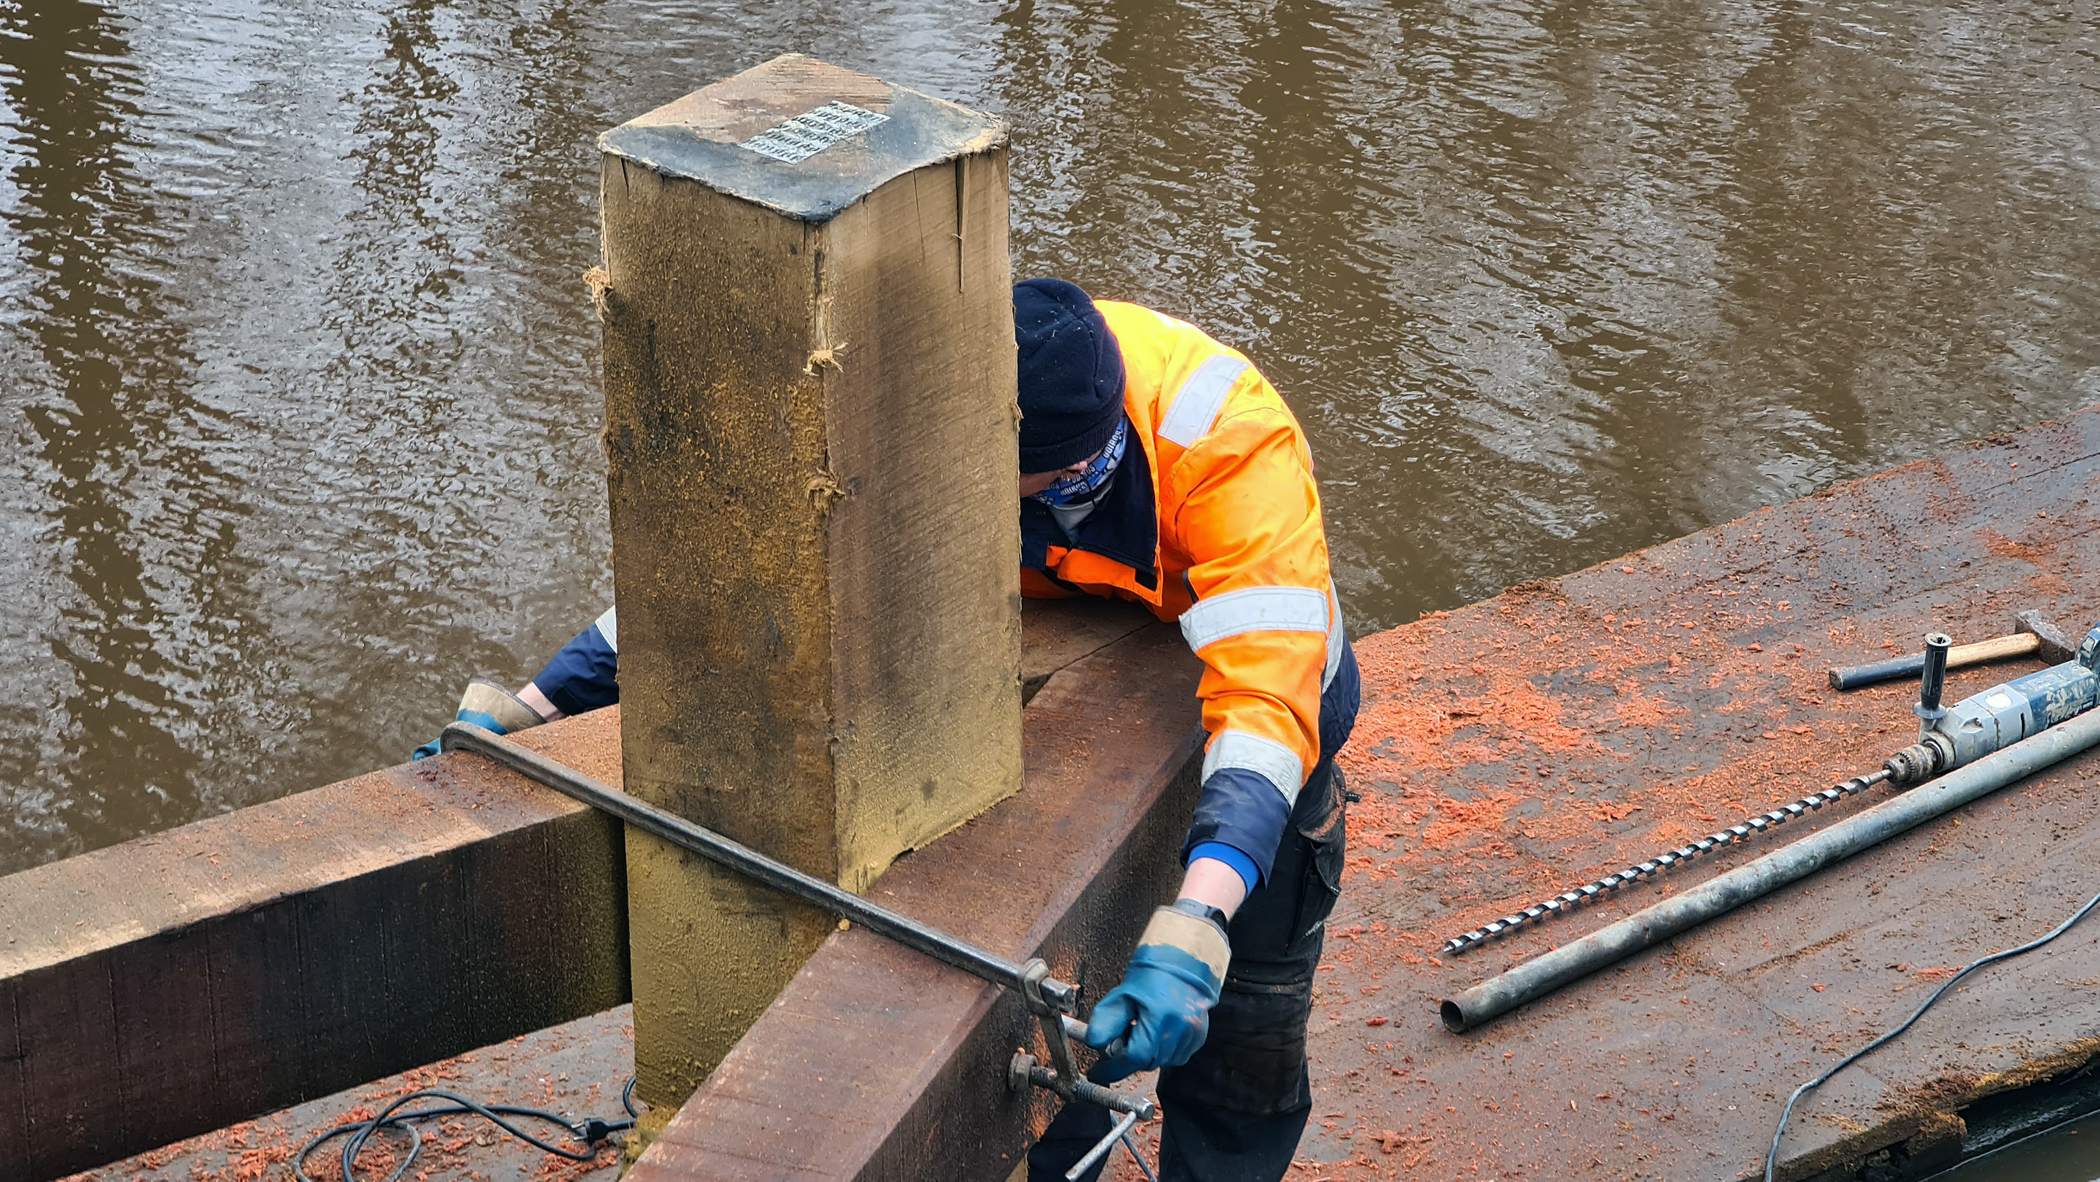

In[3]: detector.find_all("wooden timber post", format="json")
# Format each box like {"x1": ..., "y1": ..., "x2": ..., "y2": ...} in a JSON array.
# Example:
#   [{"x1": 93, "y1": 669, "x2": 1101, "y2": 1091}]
[{"x1": 595, "y1": 55, "x2": 1021, "y2": 1130}]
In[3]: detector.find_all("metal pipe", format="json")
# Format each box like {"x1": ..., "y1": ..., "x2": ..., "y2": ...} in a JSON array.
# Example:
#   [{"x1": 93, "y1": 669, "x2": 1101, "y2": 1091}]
[
  {"x1": 1442, "y1": 764, "x2": 1891, "y2": 955},
  {"x1": 1441, "y1": 705, "x2": 2100, "y2": 1032},
  {"x1": 438, "y1": 722, "x2": 1078, "y2": 1012}
]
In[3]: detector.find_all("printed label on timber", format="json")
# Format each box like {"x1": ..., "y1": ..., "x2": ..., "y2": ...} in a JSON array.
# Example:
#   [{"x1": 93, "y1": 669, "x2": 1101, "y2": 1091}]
[{"x1": 742, "y1": 102, "x2": 890, "y2": 163}]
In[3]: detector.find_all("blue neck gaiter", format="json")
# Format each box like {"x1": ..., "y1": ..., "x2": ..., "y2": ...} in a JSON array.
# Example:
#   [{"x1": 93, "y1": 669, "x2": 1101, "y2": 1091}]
[{"x1": 1032, "y1": 417, "x2": 1129, "y2": 508}]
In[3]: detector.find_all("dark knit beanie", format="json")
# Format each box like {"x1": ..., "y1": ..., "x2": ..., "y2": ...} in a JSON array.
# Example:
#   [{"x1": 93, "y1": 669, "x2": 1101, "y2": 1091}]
[{"x1": 1014, "y1": 278, "x2": 1126, "y2": 472}]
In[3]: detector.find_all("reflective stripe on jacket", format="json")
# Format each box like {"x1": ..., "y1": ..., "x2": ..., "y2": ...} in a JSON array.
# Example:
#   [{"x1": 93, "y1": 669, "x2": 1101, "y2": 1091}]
[{"x1": 1021, "y1": 301, "x2": 1348, "y2": 882}]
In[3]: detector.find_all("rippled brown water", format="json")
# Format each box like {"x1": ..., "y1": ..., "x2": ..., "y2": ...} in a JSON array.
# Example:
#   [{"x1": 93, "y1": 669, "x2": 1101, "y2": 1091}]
[
  {"x1": 9, "y1": 2, "x2": 2100, "y2": 1174},
  {"x1": 5, "y1": 0, "x2": 2098, "y2": 895}
]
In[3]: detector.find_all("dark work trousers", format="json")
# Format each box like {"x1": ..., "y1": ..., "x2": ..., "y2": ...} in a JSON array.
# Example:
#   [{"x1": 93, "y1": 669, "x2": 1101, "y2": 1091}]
[{"x1": 1030, "y1": 644, "x2": 1361, "y2": 1182}]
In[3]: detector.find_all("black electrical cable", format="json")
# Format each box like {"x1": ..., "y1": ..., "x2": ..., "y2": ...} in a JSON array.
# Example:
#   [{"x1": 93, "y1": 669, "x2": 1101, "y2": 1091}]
[
  {"x1": 1765, "y1": 888, "x2": 2100, "y2": 1182},
  {"x1": 296, "y1": 1076, "x2": 641, "y2": 1182}
]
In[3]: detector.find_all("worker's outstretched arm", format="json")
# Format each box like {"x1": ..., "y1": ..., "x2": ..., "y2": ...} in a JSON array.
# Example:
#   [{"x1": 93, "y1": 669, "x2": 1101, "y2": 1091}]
[
  {"x1": 1166, "y1": 401, "x2": 1333, "y2": 891},
  {"x1": 526, "y1": 605, "x2": 620, "y2": 718},
  {"x1": 409, "y1": 606, "x2": 620, "y2": 760},
  {"x1": 1086, "y1": 391, "x2": 1338, "y2": 1077}
]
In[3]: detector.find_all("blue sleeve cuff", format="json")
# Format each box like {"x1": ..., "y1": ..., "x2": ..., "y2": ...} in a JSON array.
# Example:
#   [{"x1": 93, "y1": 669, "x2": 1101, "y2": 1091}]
[
  {"x1": 1188, "y1": 842, "x2": 1260, "y2": 895},
  {"x1": 1180, "y1": 766, "x2": 1292, "y2": 886},
  {"x1": 533, "y1": 610, "x2": 620, "y2": 716}
]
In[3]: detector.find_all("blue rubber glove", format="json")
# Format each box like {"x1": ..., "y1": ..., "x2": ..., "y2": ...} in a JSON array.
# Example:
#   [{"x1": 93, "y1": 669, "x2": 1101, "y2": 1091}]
[
  {"x1": 1085, "y1": 900, "x2": 1231, "y2": 1082},
  {"x1": 411, "y1": 680, "x2": 545, "y2": 760}
]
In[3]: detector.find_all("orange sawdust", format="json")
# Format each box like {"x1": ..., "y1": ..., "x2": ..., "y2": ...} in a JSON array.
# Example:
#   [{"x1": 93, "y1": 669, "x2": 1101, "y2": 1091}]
[
  {"x1": 1282, "y1": 431, "x2": 2100, "y2": 1182},
  {"x1": 1982, "y1": 525, "x2": 2056, "y2": 564},
  {"x1": 1611, "y1": 683, "x2": 1686, "y2": 730},
  {"x1": 1316, "y1": 567, "x2": 1922, "y2": 996},
  {"x1": 229, "y1": 1142, "x2": 293, "y2": 1181},
  {"x1": 59, "y1": 1037, "x2": 628, "y2": 1182},
  {"x1": 1345, "y1": 631, "x2": 1604, "y2": 779},
  {"x1": 1590, "y1": 800, "x2": 1640, "y2": 823},
  {"x1": 1420, "y1": 791, "x2": 1522, "y2": 849}
]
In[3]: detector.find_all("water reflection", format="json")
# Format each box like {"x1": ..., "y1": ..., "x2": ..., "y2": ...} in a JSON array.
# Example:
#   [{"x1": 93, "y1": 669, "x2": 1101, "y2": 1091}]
[
  {"x1": 0, "y1": 0, "x2": 2096, "y2": 880},
  {"x1": 0, "y1": 0, "x2": 233, "y2": 865}
]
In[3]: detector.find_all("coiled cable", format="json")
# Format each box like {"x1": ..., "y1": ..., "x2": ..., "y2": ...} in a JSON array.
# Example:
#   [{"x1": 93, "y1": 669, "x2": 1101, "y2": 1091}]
[{"x1": 295, "y1": 1076, "x2": 639, "y2": 1182}]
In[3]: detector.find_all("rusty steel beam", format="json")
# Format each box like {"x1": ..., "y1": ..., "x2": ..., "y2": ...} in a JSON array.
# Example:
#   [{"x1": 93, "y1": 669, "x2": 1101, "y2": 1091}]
[{"x1": 625, "y1": 620, "x2": 1204, "y2": 1182}]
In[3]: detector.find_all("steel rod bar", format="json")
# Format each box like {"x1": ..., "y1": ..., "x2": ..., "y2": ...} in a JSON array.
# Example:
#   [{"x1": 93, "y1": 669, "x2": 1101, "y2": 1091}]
[
  {"x1": 1063, "y1": 1013, "x2": 1129, "y2": 1063},
  {"x1": 1065, "y1": 1110, "x2": 1142, "y2": 1182},
  {"x1": 438, "y1": 723, "x2": 1077, "y2": 1011},
  {"x1": 1121, "y1": 1128, "x2": 1160, "y2": 1182},
  {"x1": 1441, "y1": 706, "x2": 2100, "y2": 1032},
  {"x1": 1024, "y1": 1066, "x2": 1156, "y2": 1119}
]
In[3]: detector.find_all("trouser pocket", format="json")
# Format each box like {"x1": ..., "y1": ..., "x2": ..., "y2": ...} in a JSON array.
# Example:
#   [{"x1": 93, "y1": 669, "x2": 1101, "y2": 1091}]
[
  {"x1": 1157, "y1": 976, "x2": 1315, "y2": 1117},
  {"x1": 1287, "y1": 764, "x2": 1347, "y2": 955},
  {"x1": 1222, "y1": 759, "x2": 1347, "y2": 976}
]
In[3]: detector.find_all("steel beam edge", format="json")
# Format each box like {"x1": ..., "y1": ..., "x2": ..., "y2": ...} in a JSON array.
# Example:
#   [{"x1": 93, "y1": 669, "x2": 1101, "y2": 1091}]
[{"x1": 625, "y1": 621, "x2": 1204, "y2": 1182}]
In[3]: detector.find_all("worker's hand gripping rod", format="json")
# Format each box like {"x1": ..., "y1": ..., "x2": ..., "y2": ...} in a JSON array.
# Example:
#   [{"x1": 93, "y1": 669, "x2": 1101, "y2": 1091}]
[{"x1": 437, "y1": 724, "x2": 1154, "y2": 1166}]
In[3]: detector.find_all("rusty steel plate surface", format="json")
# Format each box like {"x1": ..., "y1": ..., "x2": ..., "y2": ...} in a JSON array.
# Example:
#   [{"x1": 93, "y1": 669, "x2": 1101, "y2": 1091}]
[
  {"x1": 48, "y1": 412, "x2": 2100, "y2": 1182},
  {"x1": 1299, "y1": 408, "x2": 2100, "y2": 1180}
]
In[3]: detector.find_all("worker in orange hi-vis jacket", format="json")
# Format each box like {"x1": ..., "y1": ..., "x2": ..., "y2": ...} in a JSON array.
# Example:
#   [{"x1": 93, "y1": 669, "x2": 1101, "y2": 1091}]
[
  {"x1": 412, "y1": 278, "x2": 1360, "y2": 1182},
  {"x1": 1010, "y1": 277, "x2": 1359, "y2": 1182}
]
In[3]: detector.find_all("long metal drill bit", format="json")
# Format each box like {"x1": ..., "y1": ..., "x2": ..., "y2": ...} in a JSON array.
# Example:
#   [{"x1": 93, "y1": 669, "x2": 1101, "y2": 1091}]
[{"x1": 1442, "y1": 766, "x2": 1893, "y2": 956}]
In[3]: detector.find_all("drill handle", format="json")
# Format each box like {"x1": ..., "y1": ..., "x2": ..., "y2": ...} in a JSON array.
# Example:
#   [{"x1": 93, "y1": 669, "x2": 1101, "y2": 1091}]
[{"x1": 1918, "y1": 633, "x2": 1952, "y2": 714}]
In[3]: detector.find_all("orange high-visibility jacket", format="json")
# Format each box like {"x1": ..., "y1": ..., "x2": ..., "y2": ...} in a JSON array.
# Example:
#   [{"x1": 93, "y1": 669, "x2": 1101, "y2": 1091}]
[{"x1": 1020, "y1": 301, "x2": 1350, "y2": 882}]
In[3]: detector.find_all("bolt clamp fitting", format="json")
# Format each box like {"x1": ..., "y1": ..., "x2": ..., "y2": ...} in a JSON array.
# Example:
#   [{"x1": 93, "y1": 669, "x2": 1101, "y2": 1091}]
[{"x1": 1018, "y1": 958, "x2": 1061, "y2": 1016}]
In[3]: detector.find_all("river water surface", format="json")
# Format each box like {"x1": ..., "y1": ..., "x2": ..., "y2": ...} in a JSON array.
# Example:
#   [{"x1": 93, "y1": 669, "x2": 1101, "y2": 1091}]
[{"x1": 4, "y1": 3, "x2": 2100, "y2": 1162}]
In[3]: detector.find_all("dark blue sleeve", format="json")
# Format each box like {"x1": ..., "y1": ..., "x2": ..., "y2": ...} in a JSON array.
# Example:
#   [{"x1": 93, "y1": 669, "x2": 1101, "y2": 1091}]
[
  {"x1": 1180, "y1": 767, "x2": 1292, "y2": 886},
  {"x1": 532, "y1": 606, "x2": 619, "y2": 717},
  {"x1": 1178, "y1": 643, "x2": 1363, "y2": 889}
]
